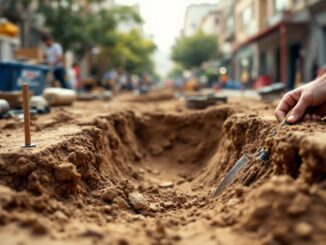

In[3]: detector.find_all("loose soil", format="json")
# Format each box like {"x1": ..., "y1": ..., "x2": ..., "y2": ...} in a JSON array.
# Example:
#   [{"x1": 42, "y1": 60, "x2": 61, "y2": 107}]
[{"x1": 0, "y1": 90, "x2": 326, "y2": 245}]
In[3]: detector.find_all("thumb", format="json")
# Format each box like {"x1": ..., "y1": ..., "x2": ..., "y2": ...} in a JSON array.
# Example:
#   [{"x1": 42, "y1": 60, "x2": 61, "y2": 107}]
[{"x1": 287, "y1": 93, "x2": 312, "y2": 123}]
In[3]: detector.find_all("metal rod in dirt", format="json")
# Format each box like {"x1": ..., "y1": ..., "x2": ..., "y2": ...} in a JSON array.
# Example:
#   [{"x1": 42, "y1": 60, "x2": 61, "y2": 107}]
[
  {"x1": 212, "y1": 154, "x2": 249, "y2": 197},
  {"x1": 22, "y1": 84, "x2": 34, "y2": 147}
]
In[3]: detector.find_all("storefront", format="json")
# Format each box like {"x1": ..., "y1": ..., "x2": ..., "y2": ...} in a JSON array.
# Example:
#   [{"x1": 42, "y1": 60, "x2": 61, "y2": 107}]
[
  {"x1": 233, "y1": 19, "x2": 309, "y2": 89},
  {"x1": 304, "y1": 1, "x2": 326, "y2": 82}
]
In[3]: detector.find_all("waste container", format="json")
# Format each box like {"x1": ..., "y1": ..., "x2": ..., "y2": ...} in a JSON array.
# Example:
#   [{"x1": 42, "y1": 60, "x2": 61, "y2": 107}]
[{"x1": 0, "y1": 61, "x2": 49, "y2": 95}]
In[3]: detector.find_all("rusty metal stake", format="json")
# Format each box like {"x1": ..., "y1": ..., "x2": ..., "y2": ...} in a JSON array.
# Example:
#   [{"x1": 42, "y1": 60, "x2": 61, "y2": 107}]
[{"x1": 21, "y1": 84, "x2": 36, "y2": 148}]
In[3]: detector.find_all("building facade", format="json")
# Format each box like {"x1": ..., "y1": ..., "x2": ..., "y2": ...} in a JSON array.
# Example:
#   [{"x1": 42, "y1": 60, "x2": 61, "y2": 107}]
[
  {"x1": 182, "y1": 4, "x2": 219, "y2": 37},
  {"x1": 216, "y1": 0, "x2": 326, "y2": 89},
  {"x1": 217, "y1": 0, "x2": 236, "y2": 81},
  {"x1": 200, "y1": 10, "x2": 220, "y2": 36}
]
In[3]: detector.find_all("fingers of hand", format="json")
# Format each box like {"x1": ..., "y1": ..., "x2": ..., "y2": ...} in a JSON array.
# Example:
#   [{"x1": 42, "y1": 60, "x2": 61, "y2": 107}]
[
  {"x1": 275, "y1": 92, "x2": 299, "y2": 122},
  {"x1": 287, "y1": 93, "x2": 313, "y2": 123},
  {"x1": 303, "y1": 113, "x2": 322, "y2": 121}
]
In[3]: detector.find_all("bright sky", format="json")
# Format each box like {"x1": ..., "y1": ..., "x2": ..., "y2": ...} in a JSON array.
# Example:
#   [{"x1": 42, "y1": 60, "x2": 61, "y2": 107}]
[{"x1": 116, "y1": 0, "x2": 218, "y2": 77}]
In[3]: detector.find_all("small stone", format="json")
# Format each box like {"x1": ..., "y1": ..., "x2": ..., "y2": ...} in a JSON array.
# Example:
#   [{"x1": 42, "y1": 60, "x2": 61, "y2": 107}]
[
  {"x1": 0, "y1": 186, "x2": 13, "y2": 207},
  {"x1": 159, "y1": 182, "x2": 174, "y2": 188},
  {"x1": 163, "y1": 201, "x2": 174, "y2": 209},
  {"x1": 234, "y1": 186, "x2": 244, "y2": 197},
  {"x1": 149, "y1": 203, "x2": 159, "y2": 212},
  {"x1": 53, "y1": 210, "x2": 68, "y2": 221},
  {"x1": 128, "y1": 192, "x2": 149, "y2": 211},
  {"x1": 176, "y1": 179, "x2": 185, "y2": 185},
  {"x1": 227, "y1": 198, "x2": 240, "y2": 207},
  {"x1": 80, "y1": 225, "x2": 104, "y2": 239},
  {"x1": 113, "y1": 196, "x2": 129, "y2": 210},
  {"x1": 54, "y1": 163, "x2": 81, "y2": 185},
  {"x1": 101, "y1": 187, "x2": 119, "y2": 202},
  {"x1": 131, "y1": 214, "x2": 145, "y2": 221},
  {"x1": 294, "y1": 222, "x2": 313, "y2": 239},
  {"x1": 102, "y1": 206, "x2": 112, "y2": 214},
  {"x1": 139, "y1": 169, "x2": 145, "y2": 174}
]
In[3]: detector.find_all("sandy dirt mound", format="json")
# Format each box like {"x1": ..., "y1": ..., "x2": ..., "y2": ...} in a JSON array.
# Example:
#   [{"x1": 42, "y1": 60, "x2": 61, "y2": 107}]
[{"x1": 0, "y1": 94, "x2": 325, "y2": 244}]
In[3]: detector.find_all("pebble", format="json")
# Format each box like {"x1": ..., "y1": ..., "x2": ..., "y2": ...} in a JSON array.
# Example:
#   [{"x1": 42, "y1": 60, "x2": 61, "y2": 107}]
[
  {"x1": 234, "y1": 186, "x2": 244, "y2": 197},
  {"x1": 163, "y1": 201, "x2": 174, "y2": 209},
  {"x1": 149, "y1": 203, "x2": 160, "y2": 212},
  {"x1": 53, "y1": 210, "x2": 68, "y2": 221},
  {"x1": 227, "y1": 198, "x2": 240, "y2": 207},
  {"x1": 159, "y1": 182, "x2": 174, "y2": 188},
  {"x1": 128, "y1": 192, "x2": 149, "y2": 211},
  {"x1": 80, "y1": 225, "x2": 104, "y2": 239},
  {"x1": 113, "y1": 196, "x2": 130, "y2": 210},
  {"x1": 101, "y1": 187, "x2": 119, "y2": 202},
  {"x1": 294, "y1": 222, "x2": 313, "y2": 239}
]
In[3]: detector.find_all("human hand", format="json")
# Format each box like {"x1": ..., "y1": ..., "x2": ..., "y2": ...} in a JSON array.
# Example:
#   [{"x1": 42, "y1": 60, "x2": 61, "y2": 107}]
[{"x1": 275, "y1": 75, "x2": 326, "y2": 123}]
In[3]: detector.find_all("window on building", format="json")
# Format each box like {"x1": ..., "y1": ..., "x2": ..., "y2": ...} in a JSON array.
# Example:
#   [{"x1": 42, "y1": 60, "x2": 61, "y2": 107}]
[
  {"x1": 273, "y1": 0, "x2": 288, "y2": 14},
  {"x1": 241, "y1": 4, "x2": 254, "y2": 36},
  {"x1": 226, "y1": 16, "x2": 234, "y2": 31},
  {"x1": 293, "y1": 0, "x2": 304, "y2": 6}
]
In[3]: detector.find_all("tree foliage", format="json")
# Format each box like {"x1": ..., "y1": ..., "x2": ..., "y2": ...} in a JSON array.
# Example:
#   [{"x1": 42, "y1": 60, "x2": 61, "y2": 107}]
[
  {"x1": 103, "y1": 30, "x2": 156, "y2": 75},
  {"x1": 1, "y1": 0, "x2": 157, "y2": 75},
  {"x1": 37, "y1": 0, "x2": 142, "y2": 56},
  {"x1": 171, "y1": 31, "x2": 218, "y2": 69}
]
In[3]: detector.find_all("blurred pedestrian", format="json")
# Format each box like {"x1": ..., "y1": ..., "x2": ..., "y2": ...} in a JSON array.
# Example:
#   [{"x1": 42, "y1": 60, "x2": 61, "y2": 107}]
[
  {"x1": 275, "y1": 67, "x2": 326, "y2": 123},
  {"x1": 72, "y1": 63, "x2": 82, "y2": 92},
  {"x1": 42, "y1": 34, "x2": 68, "y2": 89}
]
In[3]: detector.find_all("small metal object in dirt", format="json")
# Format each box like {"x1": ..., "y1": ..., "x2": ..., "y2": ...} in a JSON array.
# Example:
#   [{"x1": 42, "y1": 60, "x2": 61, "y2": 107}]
[
  {"x1": 212, "y1": 154, "x2": 249, "y2": 197},
  {"x1": 256, "y1": 148, "x2": 269, "y2": 161},
  {"x1": 21, "y1": 84, "x2": 36, "y2": 148}
]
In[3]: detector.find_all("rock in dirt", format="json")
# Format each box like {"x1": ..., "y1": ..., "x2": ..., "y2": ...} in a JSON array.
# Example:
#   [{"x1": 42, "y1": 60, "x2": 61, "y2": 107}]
[
  {"x1": 162, "y1": 201, "x2": 174, "y2": 209},
  {"x1": 53, "y1": 210, "x2": 68, "y2": 221},
  {"x1": 113, "y1": 196, "x2": 130, "y2": 210},
  {"x1": 54, "y1": 163, "x2": 81, "y2": 184},
  {"x1": 159, "y1": 181, "x2": 174, "y2": 189},
  {"x1": 294, "y1": 222, "x2": 313, "y2": 239},
  {"x1": 0, "y1": 186, "x2": 13, "y2": 207},
  {"x1": 128, "y1": 192, "x2": 149, "y2": 211},
  {"x1": 80, "y1": 224, "x2": 104, "y2": 239},
  {"x1": 101, "y1": 187, "x2": 119, "y2": 202}
]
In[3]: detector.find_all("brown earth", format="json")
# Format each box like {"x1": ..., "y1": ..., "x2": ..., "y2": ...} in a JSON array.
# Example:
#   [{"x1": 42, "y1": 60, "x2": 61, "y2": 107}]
[{"x1": 0, "y1": 90, "x2": 325, "y2": 245}]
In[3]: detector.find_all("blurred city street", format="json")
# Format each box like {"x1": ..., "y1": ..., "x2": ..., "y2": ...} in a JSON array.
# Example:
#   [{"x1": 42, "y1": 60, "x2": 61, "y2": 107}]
[{"x1": 0, "y1": 1, "x2": 326, "y2": 245}]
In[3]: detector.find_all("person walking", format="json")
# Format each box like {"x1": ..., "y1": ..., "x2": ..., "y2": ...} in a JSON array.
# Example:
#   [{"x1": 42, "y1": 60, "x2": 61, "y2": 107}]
[{"x1": 42, "y1": 34, "x2": 68, "y2": 89}]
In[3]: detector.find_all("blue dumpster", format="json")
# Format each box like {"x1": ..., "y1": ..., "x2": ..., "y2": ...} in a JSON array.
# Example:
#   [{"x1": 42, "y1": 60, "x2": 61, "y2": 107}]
[{"x1": 0, "y1": 61, "x2": 49, "y2": 95}]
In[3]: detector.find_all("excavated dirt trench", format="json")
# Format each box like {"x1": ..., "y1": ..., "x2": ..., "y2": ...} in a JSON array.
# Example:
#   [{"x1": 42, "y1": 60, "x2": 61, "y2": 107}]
[{"x1": 0, "y1": 102, "x2": 326, "y2": 244}]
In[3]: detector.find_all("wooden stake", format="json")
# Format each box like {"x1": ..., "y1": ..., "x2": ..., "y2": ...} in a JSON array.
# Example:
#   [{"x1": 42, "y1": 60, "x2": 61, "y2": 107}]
[{"x1": 21, "y1": 84, "x2": 35, "y2": 148}]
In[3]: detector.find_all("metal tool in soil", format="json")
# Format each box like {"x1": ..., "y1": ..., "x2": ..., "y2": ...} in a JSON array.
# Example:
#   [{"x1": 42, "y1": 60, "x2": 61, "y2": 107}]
[{"x1": 212, "y1": 113, "x2": 291, "y2": 198}]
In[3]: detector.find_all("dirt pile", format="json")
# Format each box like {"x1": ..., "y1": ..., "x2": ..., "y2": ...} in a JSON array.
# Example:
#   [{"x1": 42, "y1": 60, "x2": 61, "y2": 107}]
[{"x1": 0, "y1": 97, "x2": 325, "y2": 244}]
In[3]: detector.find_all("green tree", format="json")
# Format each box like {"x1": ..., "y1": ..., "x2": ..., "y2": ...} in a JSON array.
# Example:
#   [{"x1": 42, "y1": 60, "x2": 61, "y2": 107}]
[
  {"x1": 37, "y1": 0, "x2": 142, "y2": 57},
  {"x1": 171, "y1": 31, "x2": 218, "y2": 69},
  {"x1": 36, "y1": 0, "x2": 158, "y2": 77},
  {"x1": 102, "y1": 29, "x2": 157, "y2": 75}
]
